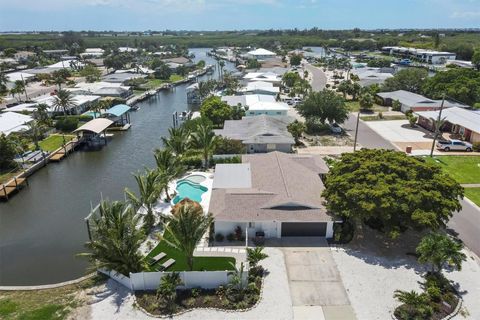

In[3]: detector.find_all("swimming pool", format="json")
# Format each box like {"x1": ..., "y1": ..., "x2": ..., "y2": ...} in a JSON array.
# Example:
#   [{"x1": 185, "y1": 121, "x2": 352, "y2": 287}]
[
  {"x1": 184, "y1": 174, "x2": 207, "y2": 184},
  {"x1": 172, "y1": 180, "x2": 208, "y2": 204}
]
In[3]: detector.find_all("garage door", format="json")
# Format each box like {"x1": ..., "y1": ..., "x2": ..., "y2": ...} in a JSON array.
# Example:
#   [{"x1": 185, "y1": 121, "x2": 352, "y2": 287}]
[{"x1": 281, "y1": 222, "x2": 327, "y2": 237}]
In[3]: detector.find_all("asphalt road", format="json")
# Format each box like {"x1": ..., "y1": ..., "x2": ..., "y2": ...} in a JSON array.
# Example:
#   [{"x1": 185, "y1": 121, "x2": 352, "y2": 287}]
[
  {"x1": 305, "y1": 63, "x2": 327, "y2": 91},
  {"x1": 342, "y1": 115, "x2": 480, "y2": 257}
]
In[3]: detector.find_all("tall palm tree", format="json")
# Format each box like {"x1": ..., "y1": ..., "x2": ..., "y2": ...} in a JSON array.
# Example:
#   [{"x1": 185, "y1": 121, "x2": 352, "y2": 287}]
[
  {"x1": 52, "y1": 89, "x2": 77, "y2": 116},
  {"x1": 154, "y1": 149, "x2": 185, "y2": 201},
  {"x1": 13, "y1": 80, "x2": 27, "y2": 101},
  {"x1": 90, "y1": 100, "x2": 109, "y2": 119},
  {"x1": 27, "y1": 120, "x2": 45, "y2": 150},
  {"x1": 125, "y1": 169, "x2": 161, "y2": 231},
  {"x1": 161, "y1": 127, "x2": 190, "y2": 157},
  {"x1": 191, "y1": 122, "x2": 218, "y2": 169},
  {"x1": 78, "y1": 200, "x2": 146, "y2": 275},
  {"x1": 162, "y1": 200, "x2": 213, "y2": 271},
  {"x1": 34, "y1": 103, "x2": 52, "y2": 127}
]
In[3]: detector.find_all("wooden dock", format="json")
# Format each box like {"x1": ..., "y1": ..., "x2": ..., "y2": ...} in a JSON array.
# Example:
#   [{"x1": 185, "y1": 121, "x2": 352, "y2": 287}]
[
  {"x1": 0, "y1": 176, "x2": 28, "y2": 200},
  {"x1": 49, "y1": 139, "x2": 78, "y2": 162}
]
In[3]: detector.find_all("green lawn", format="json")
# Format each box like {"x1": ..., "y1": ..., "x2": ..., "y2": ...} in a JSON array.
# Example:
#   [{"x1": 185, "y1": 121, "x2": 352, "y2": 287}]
[
  {"x1": 146, "y1": 240, "x2": 235, "y2": 272},
  {"x1": 345, "y1": 100, "x2": 387, "y2": 113},
  {"x1": 464, "y1": 188, "x2": 480, "y2": 207},
  {"x1": 144, "y1": 74, "x2": 185, "y2": 89},
  {"x1": 38, "y1": 135, "x2": 74, "y2": 152},
  {"x1": 423, "y1": 156, "x2": 480, "y2": 184},
  {"x1": 360, "y1": 115, "x2": 407, "y2": 121}
]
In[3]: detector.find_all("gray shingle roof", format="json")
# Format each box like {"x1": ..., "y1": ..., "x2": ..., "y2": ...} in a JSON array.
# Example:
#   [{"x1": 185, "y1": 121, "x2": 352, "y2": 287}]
[
  {"x1": 377, "y1": 90, "x2": 468, "y2": 108},
  {"x1": 214, "y1": 115, "x2": 295, "y2": 145},
  {"x1": 210, "y1": 152, "x2": 332, "y2": 222}
]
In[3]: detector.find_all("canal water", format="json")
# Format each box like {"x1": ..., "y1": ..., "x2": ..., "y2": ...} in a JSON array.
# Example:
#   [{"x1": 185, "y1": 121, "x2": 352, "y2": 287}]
[{"x1": 0, "y1": 48, "x2": 235, "y2": 286}]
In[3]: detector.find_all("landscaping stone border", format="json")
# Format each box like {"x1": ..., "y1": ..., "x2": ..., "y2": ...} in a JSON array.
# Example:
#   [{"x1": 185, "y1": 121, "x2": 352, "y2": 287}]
[{"x1": 132, "y1": 272, "x2": 266, "y2": 319}]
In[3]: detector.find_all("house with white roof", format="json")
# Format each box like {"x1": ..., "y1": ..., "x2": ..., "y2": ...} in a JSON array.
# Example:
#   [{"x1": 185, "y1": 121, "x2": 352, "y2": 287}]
[
  {"x1": 246, "y1": 48, "x2": 276, "y2": 61},
  {"x1": 222, "y1": 94, "x2": 290, "y2": 116},
  {"x1": 377, "y1": 90, "x2": 468, "y2": 113},
  {"x1": 415, "y1": 107, "x2": 480, "y2": 143},
  {"x1": 241, "y1": 81, "x2": 280, "y2": 96},
  {"x1": 80, "y1": 48, "x2": 105, "y2": 58},
  {"x1": 67, "y1": 82, "x2": 132, "y2": 99},
  {"x1": 118, "y1": 47, "x2": 138, "y2": 53},
  {"x1": 243, "y1": 72, "x2": 282, "y2": 85},
  {"x1": 351, "y1": 67, "x2": 394, "y2": 87},
  {"x1": 0, "y1": 112, "x2": 33, "y2": 136},
  {"x1": 29, "y1": 94, "x2": 101, "y2": 114}
]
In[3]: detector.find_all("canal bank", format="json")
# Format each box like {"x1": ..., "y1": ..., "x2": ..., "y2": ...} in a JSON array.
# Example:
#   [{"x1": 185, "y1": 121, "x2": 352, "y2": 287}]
[{"x1": 0, "y1": 48, "x2": 235, "y2": 286}]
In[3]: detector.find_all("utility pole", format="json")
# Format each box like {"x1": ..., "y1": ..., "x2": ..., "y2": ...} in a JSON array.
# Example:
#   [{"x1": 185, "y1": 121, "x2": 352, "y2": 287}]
[
  {"x1": 429, "y1": 93, "x2": 446, "y2": 158},
  {"x1": 353, "y1": 109, "x2": 361, "y2": 151}
]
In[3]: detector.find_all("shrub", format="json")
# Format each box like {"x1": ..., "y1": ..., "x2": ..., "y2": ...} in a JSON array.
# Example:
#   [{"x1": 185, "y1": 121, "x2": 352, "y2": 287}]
[
  {"x1": 190, "y1": 288, "x2": 201, "y2": 298},
  {"x1": 212, "y1": 156, "x2": 242, "y2": 164},
  {"x1": 55, "y1": 117, "x2": 79, "y2": 132},
  {"x1": 203, "y1": 296, "x2": 214, "y2": 305},
  {"x1": 234, "y1": 226, "x2": 243, "y2": 241},
  {"x1": 216, "y1": 285, "x2": 226, "y2": 298},
  {"x1": 378, "y1": 112, "x2": 383, "y2": 119},
  {"x1": 181, "y1": 155, "x2": 203, "y2": 168},
  {"x1": 473, "y1": 142, "x2": 480, "y2": 152},
  {"x1": 226, "y1": 233, "x2": 235, "y2": 242},
  {"x1": 215, "y1": 233, "x2": 225, "y2": 242},
  {"x1": 427, "y1": 286, "x2": 442, "y2": 302},
  {"x1": 333, "y1": 221, "x2": 354, "y2": 243}
]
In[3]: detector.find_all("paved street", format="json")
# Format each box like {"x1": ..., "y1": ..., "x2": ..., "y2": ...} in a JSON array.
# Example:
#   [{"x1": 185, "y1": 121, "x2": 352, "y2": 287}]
[
  {"x1": 305, "y1": 63, "x2": 327, "y2": 91},
  {"x1": 341, "y1": 115, "x2": 480, "y2": 258}
]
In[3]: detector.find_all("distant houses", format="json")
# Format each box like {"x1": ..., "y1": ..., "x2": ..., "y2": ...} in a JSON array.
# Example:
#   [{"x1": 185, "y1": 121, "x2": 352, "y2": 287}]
[
  {"x1": 222, "y1": 94, "x2": 290, "y2": 116},
  {"x1": 214, "y1": 115, "x2": 294, "y2": 153},
  {"x1": 381, "y1": 46, "x2": 456, "y2": 64},
  {"x1": 377, "y1": 90, "x2": 468, "y2": 113}
]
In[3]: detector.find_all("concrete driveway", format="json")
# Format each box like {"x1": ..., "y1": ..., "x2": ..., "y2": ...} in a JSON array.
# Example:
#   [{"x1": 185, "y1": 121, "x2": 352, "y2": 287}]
[{"x1": 270, "y1": 238, "x2": 356, "y2": 320}]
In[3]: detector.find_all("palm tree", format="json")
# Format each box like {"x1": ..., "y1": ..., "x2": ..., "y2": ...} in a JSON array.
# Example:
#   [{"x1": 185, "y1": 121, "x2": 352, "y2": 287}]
[
  {"x1": 416, "y1": 233, "x2": 466, "y2": 273},
  {"x1": 157, "y1": 272, "x2": 183, "y2": 312},
  {"x1": 227, "y1": 262, "x2": 246, "y2": 301},
  {"x1": 246, "y1": 247, "x2": 268, "y2": 269},
  {"x1": 34, "y1": 103, "x2": 52, "y2": 127},
  {"x1": 90, "y1": 100, "x2": 109, "y2": 119},
  {"x1": 13, "y1": 80, "x2": 27, "y2": 101},
  {"x1": 52, "y1": 90, "x2": 77, "y2": 116},
  {"x1": 53, "y1": 75, "x2": 65, "y2": 90},
  {"x1": 191, "y1": 122, "x2": 218, "y2": 169},
  {"x1": 154, "y1": 148, "x2": 185, "y2": 201},
  {"x1": 78, "y1": 200, "x2": 146, "y2": 275},
  {"x1": 161, "y1": 127, "x2": 190, "y2": 157},
  {"x1": 394, "y1": 290, "x2": 427, "y2": 306},
  {"x1": 162, "y1": 200, "x2": 213, "y2": 271},
  {"x1": 125, "y1": 169, "x2": 161, "y2": 231},
  {"x1": 27, "y1": 120, "x2": 45, "y2": 150}
]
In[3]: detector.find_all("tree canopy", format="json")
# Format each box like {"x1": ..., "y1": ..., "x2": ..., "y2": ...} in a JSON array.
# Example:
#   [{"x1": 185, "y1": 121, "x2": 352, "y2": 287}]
[
  {"x1": 290, "y1": 54, "x2": 302, "y2": 66},
  {"x1": 199, "y1": 96, "x2": 232, "y2": 127},
  {"x1": 296, "y1": 89, "x2": 349, "y2": 128},
  {"x1": 381, "y1": 68, "x2": 428, "y2": 93},
  {"x1": 322, "y1": 149, "x2": 464, "y2": 238},
  {"x1": 0, "y1": 134, "x2": 18, "y2": 172},
  {"x1": 422, "y1": 68, "x2": 480, "y2": 106}
]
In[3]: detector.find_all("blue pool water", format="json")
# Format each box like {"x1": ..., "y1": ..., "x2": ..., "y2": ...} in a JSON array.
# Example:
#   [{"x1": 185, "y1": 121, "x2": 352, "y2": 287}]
[{"x1": 172, "y1": 180, "x2": 208, "y2": 204}]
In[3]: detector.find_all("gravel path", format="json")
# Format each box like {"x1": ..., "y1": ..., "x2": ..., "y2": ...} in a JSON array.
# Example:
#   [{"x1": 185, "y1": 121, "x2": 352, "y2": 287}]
[
  {"x1": 85, "y1": 247, "x2": 293, "y2": 320},
  {"x1": 331, "y1": 247, "x2": 480, "y2": 320}
]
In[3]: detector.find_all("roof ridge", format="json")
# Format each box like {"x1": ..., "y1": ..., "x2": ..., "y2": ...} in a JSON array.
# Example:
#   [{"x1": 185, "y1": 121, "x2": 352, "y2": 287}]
[{"x1": 275, "y1": 152, "x2": 291, "y2": 197}]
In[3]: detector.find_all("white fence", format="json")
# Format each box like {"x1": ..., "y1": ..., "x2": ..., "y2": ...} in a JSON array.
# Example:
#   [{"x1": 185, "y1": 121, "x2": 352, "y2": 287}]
[{"x1": 100, "y1": 269, "x2": 243, "y2": 291}]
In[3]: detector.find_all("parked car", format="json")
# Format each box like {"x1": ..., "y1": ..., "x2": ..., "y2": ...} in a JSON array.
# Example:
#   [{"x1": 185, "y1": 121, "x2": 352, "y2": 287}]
[
  {"x1": 284, "y1": 98, "x2": 294, "y2": 105},
  {"x1": 329, "y1": 122, "x2": 342, "y2": 134},
  {"x1": 436, "y1": 139, "x2": 473, "y2": 152}
]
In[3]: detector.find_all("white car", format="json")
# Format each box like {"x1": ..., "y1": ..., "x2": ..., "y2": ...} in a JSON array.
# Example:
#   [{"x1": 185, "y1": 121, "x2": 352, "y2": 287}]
[{"x1": 436, "y1": 140, "x2": 473, "y2": 152}]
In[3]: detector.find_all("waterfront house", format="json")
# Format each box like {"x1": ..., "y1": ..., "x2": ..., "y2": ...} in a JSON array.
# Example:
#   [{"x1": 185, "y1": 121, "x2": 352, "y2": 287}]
[
  {"x1": 0, "y1": 111, "x2": 33, "y2": 136},
  {"x1": 241, "y1": 81, "x2": 280, "y2": 96},
  {"x1": 214, "y1": 115, "x2": 294, "y2": 153},
  {"x1": 243, "y1": 72, "x2": 282, "y2": 86},
  {"x1": 245, "y1": 48, "x2": 277, "y2": 61},
  {"x1": 68, "y1": 82, "x2": 132, "y2": 99},
  {"x1": 377, "y1": 90, "x2": 468, "y2": 113},
  {"x1": 221, "y1": 94, "x2": 290, "y2": 116},
  {"x1": 415, "y1": 107, "x2": 480, "y2": 143},
  {"x1": 31, "y1": 93, "x2": 101, "y2": 115},
  {"x1": 210, "y1": 152, "x2": 337, "y2": 239}
]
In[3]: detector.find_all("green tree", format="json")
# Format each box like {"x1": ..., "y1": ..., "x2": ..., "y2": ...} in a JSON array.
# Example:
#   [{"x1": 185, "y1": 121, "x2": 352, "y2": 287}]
[
  {"x1": 160, "y1": 126, "x2": 190, "y2": 157},
  {"x1": 290, "y1": 54, "x2": 302, "y2": 66},
  {"x1": 213, "y1": 136, "x2": 245, "y2": 154},
  {"x1": 33, "y1": 103, "x2": 53, "y2": 127},
  {"x1": 200, "y1": 96, "x2": 232, "y2": 127},
  {"x1": 282, "y1": 72, "x2": 301, "y2": 88},
  {"x1": 3, "y1": 48, "x2": 17, "y2": 57},
  {"x1": 287, "y1": 120, "x2": 306, "y2": 145},
  {"x1": 322, "y1": 149, "x2": 463, "y2": 238},
  {"x1": 297, "y1": 90, "x2": 349, "y2": 128},
  {"x1": 80, "y1": 64, "x2": 102, "y2": 82},
  {"x1": 382, "y1": 68, "x2": 428, "y2": 94},
  {"x1": 154, "y1": 148, "x2": 185, "y2": 201},
  {"x1": 346, "y1": 81, "x2": 361, "y2": 101},
  {"x1": 13, "y1": 80, "x2": 27, "y2": 101},
  {"x1": 0, "y1": 134, "x2": 18, "y2": 171},
  {"x1": 162, "y1": 200, "x2": 213, "y2": 271},
  {"x1": 337, "y1": 80, "x2": 352, "y2": 99},
  {"x1": 125, "y1": 169, "x2": 161, "y2": 231},
  {"x1": 154, "y1": 63, "x2": 172, "y2": 80},
  {"x1": 26, "y1": 120, "x2": 46, "y2": 151},
  {"x1": 157, "y1": 272, "x2": 183, "y2": 311},
  {"x1": 416, "y1": 233, "x2": 466, "y2": 273},
  {"x1": 246, "y1": 247, "x2": 268, "y2": 269},
  {"x1": 79, "y1": 201, "x2": 146, "y2": 275},
  {"x1": 246, "y1": 59, "x2": 261, "y2": 69},
  {"x1": 422, "y1": 68, "x2": 480, "y2": 106},
  {"x1": 198, "y1": 79, "x2": 218, "y2": 101},
  {"x1": 472, "y1": 48, "x2": 480, "y2": 71},
  {"x1": 391, "y1": 99, "x2": 402, "y2": 111},
  {"x1": 358, "y1": 93, "x2": 374, "y2": 111},
  {"x1": 191, "y1": 122, "x2": 218, "y2": 169},
  {"x1": 52, "y1": 90, "x2": 77, "y2": 116},
  {"x1": 231, "y1": 103, "x2": 246, "y2": 120}
]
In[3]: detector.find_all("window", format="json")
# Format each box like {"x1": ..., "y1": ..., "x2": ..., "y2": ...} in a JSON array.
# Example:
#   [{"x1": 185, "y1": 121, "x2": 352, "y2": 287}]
[
  {"x1": 276, "y1": 112, "x2": 281, "y2": 115},
  {"x1": 248, "y1": 222, "x2": 255, "y2": 228}
]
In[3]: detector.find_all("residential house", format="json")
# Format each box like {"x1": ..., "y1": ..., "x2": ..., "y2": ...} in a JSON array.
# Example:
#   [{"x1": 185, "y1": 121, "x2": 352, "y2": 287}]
[
  {"x1": 80, "y1": 48, "x2": 105, "y2": 58},
  {"x1": 67, "y1": 82, "x2": 132, "y2": 99},
  {"x1": 415, "y1": 107, "x2": 480, "y2": 143},
  {"x1": 350, "y1": 67, "x2": 394, "y2": 87},
  {"x1": 161, "y1": 57, "x2": 193, "y2": 68},
  {"x1": 243, "y1": 72, "x2": 282, "y2": 86},
  {"x1": 381, "y1": 46, "x2": 456, "y2": 64},
  {"x1": 210, "y1": 152, "x2": 337, "y2": 239},
  {"x1": 377, "y1": 90, "x2": 467, "y2": 113},
  {"x1": 0, "y1": 112, "x2": 33, "y2": 136},
  {"x1": 221, "y1": 94, "x2": 290, "y2": 116},
  {"x1": 245, "y1": 48, "x2": 276, "y2": 61},
  {"x1": 214, "y1": 115, "x2": 294, "y2": 153},
  {"x1": 31, "y1": 94, "x2": 101, "y2": 114},
  {"x1": 241, "y1": 81, "x2": 280, "y2": 96}
]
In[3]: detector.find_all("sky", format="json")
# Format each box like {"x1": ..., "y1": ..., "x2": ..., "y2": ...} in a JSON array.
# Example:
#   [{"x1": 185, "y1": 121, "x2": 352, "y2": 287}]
[{"x1": 0, "y1": 0, "x2": 480, "y2": 31}]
